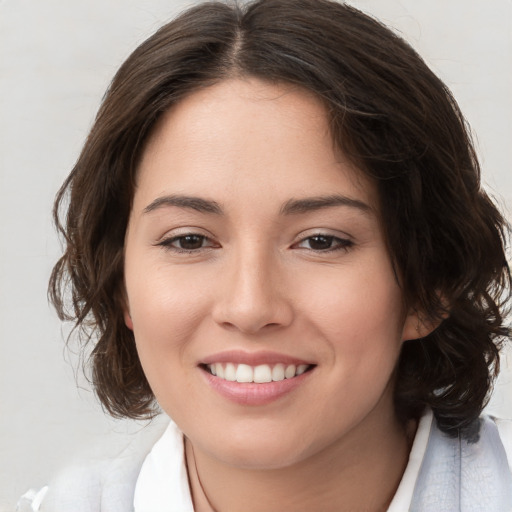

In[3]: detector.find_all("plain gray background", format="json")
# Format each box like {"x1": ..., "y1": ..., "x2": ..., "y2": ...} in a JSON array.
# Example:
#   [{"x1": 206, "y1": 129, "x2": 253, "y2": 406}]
[{"x1": 1, "y1": 0, "x2": 511, "y2": 510}]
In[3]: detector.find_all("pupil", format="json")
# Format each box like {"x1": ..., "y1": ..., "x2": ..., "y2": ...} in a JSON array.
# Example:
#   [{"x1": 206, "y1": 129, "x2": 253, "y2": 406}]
[
  {"x1": 180, "y1": 235, "x2": 203, "y2": 250},
  {"x1": 309, "y1": 235, "x2": 333, "y2": 250}
]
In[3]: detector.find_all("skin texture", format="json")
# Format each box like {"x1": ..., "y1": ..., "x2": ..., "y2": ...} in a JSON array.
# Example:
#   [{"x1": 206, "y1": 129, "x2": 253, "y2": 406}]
[{"x1": 123, "y1": 78, "x2": 429, "y2": 511}]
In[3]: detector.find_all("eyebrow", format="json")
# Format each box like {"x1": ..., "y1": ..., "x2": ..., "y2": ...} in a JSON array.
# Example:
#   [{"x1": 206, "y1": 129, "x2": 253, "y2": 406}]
[
  {"x1": 280, "y1": 195, "x2": 372, "y2": 215},
  {"x1": 143, "y1": 195, "x2": 223, "y2": 215},
  {"x1": 143, "y1": 193, "x2": 372, "y2": 217}
]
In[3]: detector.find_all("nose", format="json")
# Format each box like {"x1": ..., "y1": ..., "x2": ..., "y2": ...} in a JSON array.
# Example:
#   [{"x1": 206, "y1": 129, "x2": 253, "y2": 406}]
[{"x1": 211, "y1": 246, "x2": 294, "y2": 334}]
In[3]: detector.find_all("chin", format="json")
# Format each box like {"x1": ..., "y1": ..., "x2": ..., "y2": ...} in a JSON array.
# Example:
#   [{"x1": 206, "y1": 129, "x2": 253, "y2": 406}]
[{"x1": 194, "y1": 425, "x2": 323, "y2": 471}]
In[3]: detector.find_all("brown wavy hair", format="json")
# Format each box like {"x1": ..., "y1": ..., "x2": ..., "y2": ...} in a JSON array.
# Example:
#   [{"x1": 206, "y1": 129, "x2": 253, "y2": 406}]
[{"x1": 49, "y1": 0, "x2": 510, "y2": 437}]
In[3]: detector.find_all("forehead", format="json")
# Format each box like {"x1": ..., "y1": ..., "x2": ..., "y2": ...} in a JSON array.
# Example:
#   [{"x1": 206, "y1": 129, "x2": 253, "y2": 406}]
[{"x1": 135, "y1": 78, "x2": 377, "y2": 212}]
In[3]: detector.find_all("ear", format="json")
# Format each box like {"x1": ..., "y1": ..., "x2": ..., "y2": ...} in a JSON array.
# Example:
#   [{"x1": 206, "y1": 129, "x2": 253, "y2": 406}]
[
  {"x1": 120, "y1": 289, "x2": 134, "y2": 331},
  {"x1": 124, "y1": 309, "x2": 134, "y2": 331},
  {"x1": 401, "y1": 307, "x2": 446, "y2": 342}
]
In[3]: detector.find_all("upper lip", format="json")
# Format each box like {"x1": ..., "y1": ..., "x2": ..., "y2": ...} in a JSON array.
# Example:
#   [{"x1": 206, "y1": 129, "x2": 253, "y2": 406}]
[{"x1": 200, "y1": 350, "x2": 314, "y2": 367}]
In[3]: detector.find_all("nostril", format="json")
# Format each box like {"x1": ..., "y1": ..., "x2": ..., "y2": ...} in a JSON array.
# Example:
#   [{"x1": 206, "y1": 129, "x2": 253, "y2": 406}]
[
  {"x1": 219, "y1": 321, "x2": 284, "y2": 334},
  {"x1": 212, "y1": 290, "x2": 294, "y2": 333},
  {"x1": 220, "y1": 322, "x2": 238, "y2": 331}
]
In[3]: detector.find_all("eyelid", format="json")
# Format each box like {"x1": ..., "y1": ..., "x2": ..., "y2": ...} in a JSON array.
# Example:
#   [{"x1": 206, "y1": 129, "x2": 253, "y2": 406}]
[
  {"x1": 291, "y1": 230, "x2": 354, "y2": 252},
  {"x1": 155, "y1": 226, "x2": 214, "y2": 243},
  {"x1": 154, "y1": 227, "x2": 354, "y2": 254},
  {"x1": 155, "y1": 227, "x2": 220, "y2": 253},
  {"x1": 293, "y1": 228, "x2": 353, "y2": 243}
]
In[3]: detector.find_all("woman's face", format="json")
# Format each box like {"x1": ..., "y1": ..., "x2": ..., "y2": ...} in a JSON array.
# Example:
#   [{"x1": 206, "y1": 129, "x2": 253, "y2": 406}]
[{"x1": 124, "y1": 78, "x2": 420, "y2": 469}]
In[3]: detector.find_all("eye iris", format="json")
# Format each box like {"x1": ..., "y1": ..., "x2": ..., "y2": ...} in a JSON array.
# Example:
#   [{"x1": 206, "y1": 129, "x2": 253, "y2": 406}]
[
  {"x1": 309, "y1": 235, "x2": 333, "y2": 250},
  {"x1": 179, "y1": 235, "x2": 204, "y2": 250}
]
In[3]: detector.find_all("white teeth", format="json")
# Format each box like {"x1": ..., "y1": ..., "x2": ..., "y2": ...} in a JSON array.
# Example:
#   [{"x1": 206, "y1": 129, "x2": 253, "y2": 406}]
[
  {"x1": 254, "y1": 364, "x2": 272, "y2": 383},
  {"x1": 236, "y1": 364, "x2": 253, "y2": 383},
  {"x1": 225, "y1": 363, "x2": 236, "y2": 381},
  {"x1": 296, "y1": 364, "x2": 308, "y2": 375},
  {"x1": 215, "y1": 363, "x2": 225, "y2": 379},
  {"x1": 271, "y1": 364, "x2": 285, "y2": 381},
  {"x1": 206, "y1": 362, "x2": 310, "y2": 383},
  {"x1": 285, "y1": 364, "x2": 296, "y2": 379}
]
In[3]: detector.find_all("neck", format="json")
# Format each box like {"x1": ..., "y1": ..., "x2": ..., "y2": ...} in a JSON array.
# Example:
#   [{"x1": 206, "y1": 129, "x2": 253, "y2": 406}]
[{"x1": 185, "y1": 400, "x2": 415, "y2": 512}]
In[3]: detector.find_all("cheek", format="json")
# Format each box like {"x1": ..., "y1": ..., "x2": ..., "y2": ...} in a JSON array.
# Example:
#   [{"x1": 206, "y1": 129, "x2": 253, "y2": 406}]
[
  {"x1": 301, "y1": 266, "x2": 404, "y2": 411},
  {"x1": 295, "y1": 257, "x2": 406, "y2": 403},
  {"x1": 300, "y1": 263, "x2": 404, "y2": 344},
  {"x1": 125, "y1": 261, "x2": 211, "y2": 361},
  {"x1": 125, "y1": 262, "x2": 215, "y2": 417}
]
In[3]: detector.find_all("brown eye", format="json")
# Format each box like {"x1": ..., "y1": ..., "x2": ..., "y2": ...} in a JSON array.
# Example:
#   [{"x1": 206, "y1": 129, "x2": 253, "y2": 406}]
[
  {"x1": 295, "y1": 234, "x2": 353, "y2": 252},
  {"x1": 306, "y1": 235, "x2": 336, "y2": 250},
  {"x1": 176, "y1": 235, "x2": 206, "y2": 250},
  {"x1": 159, "y1": 233, "x2": 214, "y2": 252}
]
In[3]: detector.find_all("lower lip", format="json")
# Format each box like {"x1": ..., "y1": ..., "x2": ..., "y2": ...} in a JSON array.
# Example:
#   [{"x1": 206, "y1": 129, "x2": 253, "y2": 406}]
[{"x1": 201, "y1": 367, "x2": 313, "y2": 406}]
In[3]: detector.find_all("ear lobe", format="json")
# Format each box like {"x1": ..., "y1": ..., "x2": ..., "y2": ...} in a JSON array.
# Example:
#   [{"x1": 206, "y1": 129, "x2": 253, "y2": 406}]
[
  {"x1": 124, "y1": 310, "x2": 134, "y2": 330},
  {"x1": 402, "y1": 292, "x2": 450, "y2": 341},
  {"x1": 401, "y1": 308, "x2": 444, "y2": 341},
  {"x1": 119, "y1": 285, "x2": 134, "y2": 330}
]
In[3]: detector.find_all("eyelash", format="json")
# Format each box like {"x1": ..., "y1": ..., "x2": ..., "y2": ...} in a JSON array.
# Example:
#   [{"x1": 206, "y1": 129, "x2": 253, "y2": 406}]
[
  {"x1": 157, "y1": 233, "x2": 216, "y2": 254},
  {"x1": 157, "y1": 233, "x2": 353, "y2": 254},
  {"x1": 294, "y1": 234, "x2": 354, "y2": 253}
]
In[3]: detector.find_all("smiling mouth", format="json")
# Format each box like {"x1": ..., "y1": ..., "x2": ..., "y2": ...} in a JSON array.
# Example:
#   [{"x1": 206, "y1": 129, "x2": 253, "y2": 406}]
[{"x1": 202, "y1": 363, "x2": 315, "y2": 383}]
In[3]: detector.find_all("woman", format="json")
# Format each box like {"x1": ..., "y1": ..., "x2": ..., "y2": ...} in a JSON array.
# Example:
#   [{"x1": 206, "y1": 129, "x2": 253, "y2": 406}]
[{"x1": 19, "y1": 0, "x2": 512, "y2": 510}]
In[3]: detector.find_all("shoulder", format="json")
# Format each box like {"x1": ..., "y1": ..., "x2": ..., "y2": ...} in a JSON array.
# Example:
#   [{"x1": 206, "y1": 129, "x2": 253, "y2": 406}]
[
  {"x1": 410, "y1": 413, "x2": 512, "y2": 511},
  {"x1": 17, "y1": 462, "x2": 104, "y2": 512},
  {"x1": 18, "y1": 419, "x2": 169, "y2": 512},
  {"x1": 493, "y1": 415, "x2": 512, "y2": 472}
]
